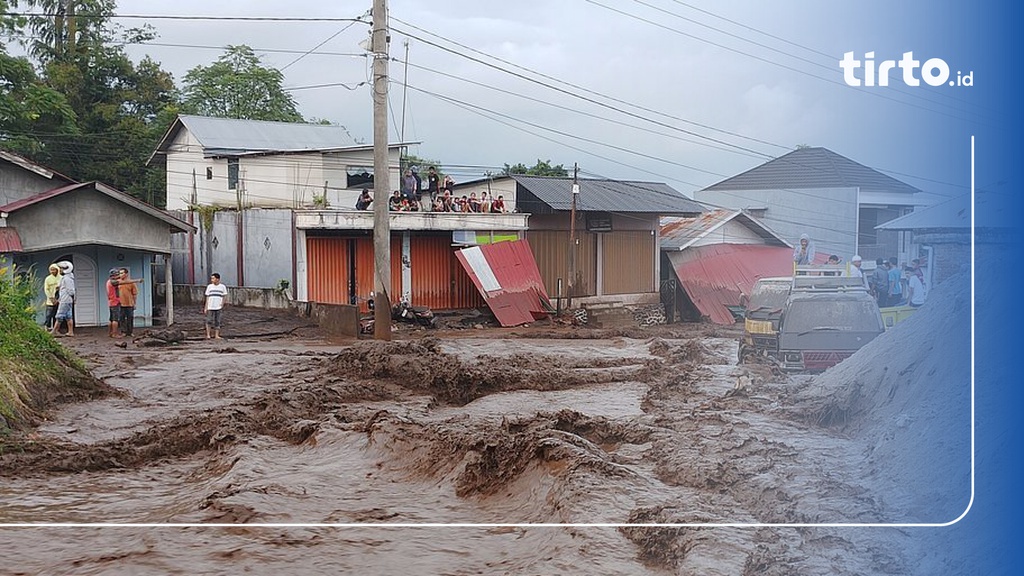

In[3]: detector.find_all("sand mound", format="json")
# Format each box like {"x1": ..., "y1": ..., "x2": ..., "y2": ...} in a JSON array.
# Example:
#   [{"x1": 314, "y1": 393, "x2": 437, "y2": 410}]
[{"x1": 788, "y1": 264, "x2": 973, "y2": 521}]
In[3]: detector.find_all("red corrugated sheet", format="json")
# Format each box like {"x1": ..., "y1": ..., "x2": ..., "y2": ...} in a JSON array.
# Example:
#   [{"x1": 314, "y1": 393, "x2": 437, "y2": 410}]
[
  {"x1": 666, "y1": 244, "x2": 794, "y2": 325},
  {"x1": 0, "y1": 228, "x2": 24, "y2": 252},
  {"x1": 456, "y1": 239, "x2": 552, "y2": 327}
]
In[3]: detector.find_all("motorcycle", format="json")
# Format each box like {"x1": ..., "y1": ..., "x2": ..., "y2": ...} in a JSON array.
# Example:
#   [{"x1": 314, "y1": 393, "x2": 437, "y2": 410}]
[
  {"x1": 359, "y1": 297, "x2": 437, "y2": 333},
  {"x1": 392, "y1": 301, "x2": 437, "y2": 328}
]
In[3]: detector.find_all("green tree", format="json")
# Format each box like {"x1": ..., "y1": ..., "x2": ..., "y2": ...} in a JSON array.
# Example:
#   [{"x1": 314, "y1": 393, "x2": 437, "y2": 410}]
[
  {"x1": 6, "y1": 0, "x2": 178, "y2": 206},
  {"x1": 0, "y1": 52, "x2": 78, "y2": 154},
  {"x1": 181, "y1": 45, "x2": 303, "y2": 122},
  {"x1": 503, "y1": 159, "x2": 568, "y2": 177}
]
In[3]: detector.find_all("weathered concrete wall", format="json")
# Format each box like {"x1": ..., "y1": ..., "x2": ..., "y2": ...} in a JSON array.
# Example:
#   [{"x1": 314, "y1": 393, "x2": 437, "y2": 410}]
[
  {"x1": 169, "y1": 209, "x2": 295, "y2": 289},
  {"x1": 241, "y1": 210, "x2": 294, "y2": 288},
  {"x1": 167, "y1": 283, "x2": 293, "y2": 309},
  {"x1": 9, "y1": 190, "x2": 174, "y2": 253},
  {"x1": 305, "y1": 302, "x2": 360, "y2": 339},
  {"x1": 0, "y1": 161, "x2": 73, "y2": 206}
]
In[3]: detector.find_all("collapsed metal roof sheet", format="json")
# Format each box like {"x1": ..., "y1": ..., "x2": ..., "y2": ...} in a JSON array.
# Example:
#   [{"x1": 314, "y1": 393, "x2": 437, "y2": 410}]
[
  {"x1": 456, "y1": 239, "x2": 552, "y2": 327},
  {"x1": 666, "y1": 244, "x2": 795, "y2": 325}
]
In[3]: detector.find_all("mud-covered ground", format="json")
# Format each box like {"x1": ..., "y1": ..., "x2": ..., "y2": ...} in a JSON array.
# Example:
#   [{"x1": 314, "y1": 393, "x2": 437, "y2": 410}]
[{"x1": 0, "y1": 293, "x2": 972, "y2": 575}]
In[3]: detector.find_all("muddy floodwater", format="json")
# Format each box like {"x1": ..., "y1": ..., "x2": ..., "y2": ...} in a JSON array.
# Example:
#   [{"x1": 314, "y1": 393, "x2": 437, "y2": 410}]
[{"x1": 0, "y1": 303, "x2": 970, "y2": 575}]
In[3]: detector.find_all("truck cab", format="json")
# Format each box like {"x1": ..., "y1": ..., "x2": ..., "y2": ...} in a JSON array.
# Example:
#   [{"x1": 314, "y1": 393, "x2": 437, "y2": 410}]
[{"x1": 777, "y1": 289, "x2": 884, "y2": 371}]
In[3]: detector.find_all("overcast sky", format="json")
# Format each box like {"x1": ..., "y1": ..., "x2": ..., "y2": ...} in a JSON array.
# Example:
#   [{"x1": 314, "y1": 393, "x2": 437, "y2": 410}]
[{"x1": 107, "y1": 1, "x2": 987, "y2": 201}]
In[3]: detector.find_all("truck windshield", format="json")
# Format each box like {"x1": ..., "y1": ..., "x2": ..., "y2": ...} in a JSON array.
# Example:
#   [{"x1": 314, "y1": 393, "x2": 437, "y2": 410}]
[{"x1": 784, "y1": 300, "x2": 881, "y2": 333}]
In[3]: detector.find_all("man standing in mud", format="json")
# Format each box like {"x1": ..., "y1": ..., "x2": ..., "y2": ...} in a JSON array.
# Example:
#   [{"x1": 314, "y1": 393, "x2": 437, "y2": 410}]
[{"x1": 204, "y1": 273, "x2": 228, "y2": 339}]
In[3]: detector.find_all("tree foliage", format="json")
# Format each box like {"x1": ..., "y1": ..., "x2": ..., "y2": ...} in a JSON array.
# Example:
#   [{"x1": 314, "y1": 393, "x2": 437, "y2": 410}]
[
  {"x1": 3, "y1": 1, "x2": 177, "y2": 206},
  {"x1": 181, "y1": 45, "x2": 303, "y2": 122},
  {"x1": 503, "y1": 159, "x2": 568, "y2": 177}
]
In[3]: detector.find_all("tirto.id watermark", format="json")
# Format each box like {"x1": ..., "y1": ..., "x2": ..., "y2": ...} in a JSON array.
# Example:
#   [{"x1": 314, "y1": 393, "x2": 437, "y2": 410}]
[{"x1": 840, "y1": 51, "x2": 973, "y2": 87}]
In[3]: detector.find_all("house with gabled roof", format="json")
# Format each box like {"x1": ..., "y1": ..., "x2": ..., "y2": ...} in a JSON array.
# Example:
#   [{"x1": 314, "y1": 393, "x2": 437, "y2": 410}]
[
  {"x1": 660, "y1": 209, "x2": 793, "y2": 324},
  {"x1": 150, "y1": 114, "x2": 414, "y2": 211},
  {"x1": 1, "y1": 151, "x2": 193, "y2": 327},
  {"x1": 694, "y1": 147, "x2": 922, "y2": 265}
]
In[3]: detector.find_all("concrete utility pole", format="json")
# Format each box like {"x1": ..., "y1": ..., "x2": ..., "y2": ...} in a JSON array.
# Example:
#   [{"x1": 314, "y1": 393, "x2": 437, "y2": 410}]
[
  {"x1": 567, "y1": 163, "x2": 580, "y2": 308},
  {"x1": 371, "y1": 0, "x2": 392, "y2": 340}
]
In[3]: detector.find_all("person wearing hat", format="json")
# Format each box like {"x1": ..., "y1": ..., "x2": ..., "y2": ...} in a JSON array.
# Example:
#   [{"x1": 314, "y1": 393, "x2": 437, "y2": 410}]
[
  {"x1": 847, "y1": 255, "x2": 867, "y2": 287},
  {"x1": 792, "y1": 233, "x2": 816, "y2": 265},
  {"x1": 51, "y1": 261, "x2": 76, "y2": 337},
  {"x1": 43, "y1": 264, "x2": 61, "y2": 330}
]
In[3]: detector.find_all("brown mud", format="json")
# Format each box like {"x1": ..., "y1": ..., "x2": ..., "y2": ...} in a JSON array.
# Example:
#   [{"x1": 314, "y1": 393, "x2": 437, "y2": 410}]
[{"x1": 0, "y1": 289, "x2": 971, "y2": 575}]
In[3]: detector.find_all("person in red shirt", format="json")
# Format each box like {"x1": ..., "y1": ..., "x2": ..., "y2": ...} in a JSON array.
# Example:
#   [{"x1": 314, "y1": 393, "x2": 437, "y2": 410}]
[{"x1": 105, "y1": 268, "x2": 122, "y2": 337}]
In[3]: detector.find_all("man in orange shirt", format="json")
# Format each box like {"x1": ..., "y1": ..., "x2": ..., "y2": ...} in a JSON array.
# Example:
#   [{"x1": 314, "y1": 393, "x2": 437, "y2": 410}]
[{"x1": 116, "y1": 267, "x2": 143, "y2": 337}]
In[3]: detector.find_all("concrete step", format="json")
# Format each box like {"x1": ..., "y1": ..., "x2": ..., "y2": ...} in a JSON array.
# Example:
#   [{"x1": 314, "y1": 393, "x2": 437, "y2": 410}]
[{"x1": 584, "y1": 305, "x2": 635, "y2": 329}]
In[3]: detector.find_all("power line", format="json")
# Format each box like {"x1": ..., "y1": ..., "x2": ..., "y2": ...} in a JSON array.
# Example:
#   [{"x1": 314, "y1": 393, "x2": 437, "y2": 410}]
[
  {"x1": 280, "y1": 11, "x2": 369, "y2": 71},
  {"x1": 585, "y1": 0, "x2": 981, "y2": 121},
  {"x1": 8, "y1": 12, "x2": 369, "y2": 22},
  {"x1": 389, "y1": 18, "x2": 783, "y2": 158}
]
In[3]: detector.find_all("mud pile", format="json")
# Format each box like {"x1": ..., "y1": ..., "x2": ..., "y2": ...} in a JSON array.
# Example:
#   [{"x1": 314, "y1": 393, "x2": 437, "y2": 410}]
[{"x1": 329, "y1": 337, "x2": 659, "y2": 405}]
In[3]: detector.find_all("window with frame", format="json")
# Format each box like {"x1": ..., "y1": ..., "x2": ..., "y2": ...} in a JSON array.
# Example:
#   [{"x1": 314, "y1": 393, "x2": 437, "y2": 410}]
[{"x1": 227, "y1": 158, "x2": 239, "y2": 190}]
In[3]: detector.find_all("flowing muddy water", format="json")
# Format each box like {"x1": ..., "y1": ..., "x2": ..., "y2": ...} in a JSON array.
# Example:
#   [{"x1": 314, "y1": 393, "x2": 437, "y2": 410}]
[{"x1": 0, "y1": 302, "x2": 969, "y2": 575}]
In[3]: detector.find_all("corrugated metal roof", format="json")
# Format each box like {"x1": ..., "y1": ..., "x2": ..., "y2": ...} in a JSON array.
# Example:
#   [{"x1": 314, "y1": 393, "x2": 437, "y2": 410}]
[
  {"x1": 660, "y1": 209, "x2": 791, "y2": 250},
  {"x1": 512, "y1": 175, "x2": 704, "y2": 214},
  {"x1": 666, "y1": 244, "x2": 795, "y2": 325},
  {"x1": 456, "y1": 239, "x2": 552, "y2": 327},
  {"x1": 177, "y1": 115, "x2": 359, "y2": 154},
  {"x1": 0, "y1": 182, "x2": 194, "y2": 233},
  {"x1": 0, "y1": 227, "x2": 24, "y2": 252},
  {"x1": 876, "y1": 193, "x2": 970, "y2": 231},
  {"x1": 702, "y1": 147, "x2": 921, "y2": 195}
]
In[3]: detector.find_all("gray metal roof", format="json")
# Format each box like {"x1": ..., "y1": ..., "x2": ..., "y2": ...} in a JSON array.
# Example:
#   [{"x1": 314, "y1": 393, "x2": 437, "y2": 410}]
[
  {"x1": 511, "y1": 175, "x2": 703, "y2": 214},
  {"x1": 702, "y1": 147, "x2": 921, "y2": 195},
  {"x1": 178, "y1": 115, "x2": 360, "y2": 154},
  {"x1": 151, "y1": 115, "x2": 416, "y2": 162}
]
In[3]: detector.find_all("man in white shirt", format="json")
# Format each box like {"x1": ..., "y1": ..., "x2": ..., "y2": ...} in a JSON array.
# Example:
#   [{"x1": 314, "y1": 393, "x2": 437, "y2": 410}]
[
  {"x1": 848, "y1": 255, "x2": 867, "y2": 288},
  {"x1": 204, "y1": 273, "x2": 228, "y2": 339}
]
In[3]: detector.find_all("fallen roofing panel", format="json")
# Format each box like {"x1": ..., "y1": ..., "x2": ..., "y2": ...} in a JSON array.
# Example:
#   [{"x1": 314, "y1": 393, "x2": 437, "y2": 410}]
[
  {"x1": 456, "y1": 238, "x2": 552, "y2": 327},
  {"x1": 666, "y1": 244, "x2": 795, "y2": 325}
]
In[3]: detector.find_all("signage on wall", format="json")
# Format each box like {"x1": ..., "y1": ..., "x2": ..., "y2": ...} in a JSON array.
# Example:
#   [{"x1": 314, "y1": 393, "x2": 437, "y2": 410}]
[{"x1": 586, "y1": 214, "x2": 612, "y2": 232}]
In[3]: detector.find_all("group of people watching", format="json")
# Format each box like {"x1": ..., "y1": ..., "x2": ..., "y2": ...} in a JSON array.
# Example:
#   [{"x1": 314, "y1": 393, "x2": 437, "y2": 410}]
[
  {"x1": 41, "y1": 262, "x2": 142, "y2": 338},
  {"x1": 353, "y1": 166, "x2": 508, "y2": 214},
  {"x1": 795, "y1": 233, "x2": 928, "y2": 309},
  {"x1": 848, "y1": 255, "x2": 928, "y2": 308}
]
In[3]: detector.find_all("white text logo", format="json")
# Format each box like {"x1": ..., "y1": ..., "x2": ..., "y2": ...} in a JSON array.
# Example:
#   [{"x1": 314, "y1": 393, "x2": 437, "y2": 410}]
[{"x1": 840, "y1": 52, "x2": 973, "y2": 87}]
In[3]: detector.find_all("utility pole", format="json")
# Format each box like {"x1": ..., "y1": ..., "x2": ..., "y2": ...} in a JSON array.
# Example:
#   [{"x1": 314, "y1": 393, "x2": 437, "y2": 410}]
[
  {"x1": 371, "y1": 0, "x2": 392, "y2": 340},
  {"x1": 567, "y1": 163, "x2": 579, "y2": 308}
]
